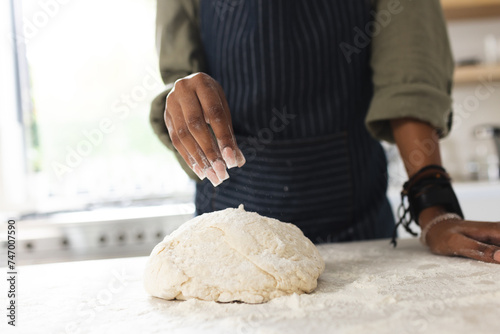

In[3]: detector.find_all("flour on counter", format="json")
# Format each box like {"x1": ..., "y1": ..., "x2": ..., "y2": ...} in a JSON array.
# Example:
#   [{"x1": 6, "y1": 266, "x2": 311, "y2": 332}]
[
  {"x1": 17, "y1": 238, "x2": 500, "y2": 334},
  {"x1": 143, "y1": 204, "x2": 325, "y2": 304},
  {"x1": 141, "y1": 239, "x2": 500, "y2": 334}
]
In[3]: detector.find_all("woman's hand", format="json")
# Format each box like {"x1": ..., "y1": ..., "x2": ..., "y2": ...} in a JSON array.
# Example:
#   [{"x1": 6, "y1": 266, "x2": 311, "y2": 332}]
[
  {"x1": 390, "y1": 118, "x2": 500, "y2": 264},
  {"x1": 164, "y1": 72, "x2": 245, "y2": 186},
  {"x1": 422, "y1": 213, "x2": 500, "y2": 264}
]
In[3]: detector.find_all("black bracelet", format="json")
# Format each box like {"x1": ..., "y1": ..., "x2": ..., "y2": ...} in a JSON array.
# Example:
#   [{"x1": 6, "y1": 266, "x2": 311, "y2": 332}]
[{"x1": 390, "y1": 165, "x2": 464, "y2": 247}]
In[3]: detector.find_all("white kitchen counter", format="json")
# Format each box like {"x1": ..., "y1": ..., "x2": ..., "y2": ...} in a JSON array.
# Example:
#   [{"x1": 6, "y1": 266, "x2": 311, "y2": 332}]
[{"x1": 2, "y1": 238, "x2": 500, "y2": 334}]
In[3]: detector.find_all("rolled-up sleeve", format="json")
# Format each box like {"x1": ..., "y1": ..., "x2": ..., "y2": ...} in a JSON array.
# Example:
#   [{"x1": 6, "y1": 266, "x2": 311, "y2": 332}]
[
  {"x1": 150, "y1": 0, "x2": 204, "y2": 179},
  {"x1": 365, "y1": 0, "x2": 454, "y2": 143}
]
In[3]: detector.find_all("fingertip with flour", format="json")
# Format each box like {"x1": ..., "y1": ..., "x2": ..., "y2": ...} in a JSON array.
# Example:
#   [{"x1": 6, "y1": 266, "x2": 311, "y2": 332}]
[
  {"x1": 494, "y1": 250, "x2": 500, "y2": 262},
  {"x1": 222, "y1": 147, "x2": 238, "y2": 169},
  {"x1": 236, "y1": 148, "x2": 246, "y2": 167}
]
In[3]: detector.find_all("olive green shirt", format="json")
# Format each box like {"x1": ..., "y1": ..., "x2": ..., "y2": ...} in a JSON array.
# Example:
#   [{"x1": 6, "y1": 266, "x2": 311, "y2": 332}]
[{"x1": 150, "y1": 0, "x2": 454, "y2": 179}]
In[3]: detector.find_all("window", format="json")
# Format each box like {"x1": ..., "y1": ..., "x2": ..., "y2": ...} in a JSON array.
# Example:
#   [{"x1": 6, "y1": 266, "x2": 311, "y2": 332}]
[{"x1": 8, "y1": 0, "x2": 193, "y2": 214}]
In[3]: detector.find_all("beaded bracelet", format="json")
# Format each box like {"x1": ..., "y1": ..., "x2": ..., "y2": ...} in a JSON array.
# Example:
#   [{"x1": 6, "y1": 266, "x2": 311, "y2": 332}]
[{"x1": 419, "y1": 213, "x2": 462, "y2": 246}]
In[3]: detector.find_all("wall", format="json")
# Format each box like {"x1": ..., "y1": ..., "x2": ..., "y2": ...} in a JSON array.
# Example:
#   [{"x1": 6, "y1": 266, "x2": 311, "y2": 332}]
[{"x1": 437, "y1": 18, "x2": 500, "y2": 181}]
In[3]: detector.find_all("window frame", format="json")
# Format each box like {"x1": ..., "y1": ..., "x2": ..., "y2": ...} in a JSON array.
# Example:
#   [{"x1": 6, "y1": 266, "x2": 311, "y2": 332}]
[
  {"x1": 1, "y1": 0, "x2": 194, "y2": 217},
  {"x1": 0, "y1": 0, "x2": 33, "y2": 215}
]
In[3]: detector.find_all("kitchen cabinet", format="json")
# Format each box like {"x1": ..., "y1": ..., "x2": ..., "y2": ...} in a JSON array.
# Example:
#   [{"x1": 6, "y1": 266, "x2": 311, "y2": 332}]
[
  {"x1": 454, "y1": 64, "x2": 500, "y2": 84},
  {"x1": 442, "y1": 0, "x2": 500, "y2": 20},
  {"x1": 442, "y1": 1, "x2": 500, "y2": 84}
]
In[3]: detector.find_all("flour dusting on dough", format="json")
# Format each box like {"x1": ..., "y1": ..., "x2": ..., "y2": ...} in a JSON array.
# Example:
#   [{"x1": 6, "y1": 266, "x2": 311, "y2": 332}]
[{"x1": 143, "y1": 205, "x2": 325, "y2": 303}]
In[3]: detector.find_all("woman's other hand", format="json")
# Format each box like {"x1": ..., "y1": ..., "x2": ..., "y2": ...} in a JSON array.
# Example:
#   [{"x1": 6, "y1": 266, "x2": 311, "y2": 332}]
[{"x1": 421, "y1": 208, "x2": 500, "y2": 264}]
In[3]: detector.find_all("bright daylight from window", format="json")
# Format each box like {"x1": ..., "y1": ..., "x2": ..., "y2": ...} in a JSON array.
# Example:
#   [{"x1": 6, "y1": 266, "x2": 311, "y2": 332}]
[{"x1": 20, "y1": 0, "x2": 193, "y2": 213}]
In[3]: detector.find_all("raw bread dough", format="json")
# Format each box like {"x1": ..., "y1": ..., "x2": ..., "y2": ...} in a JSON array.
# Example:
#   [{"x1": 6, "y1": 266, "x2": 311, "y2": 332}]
[{"x1": 144, "y1": 205, "x2": 325, "y2": 303}]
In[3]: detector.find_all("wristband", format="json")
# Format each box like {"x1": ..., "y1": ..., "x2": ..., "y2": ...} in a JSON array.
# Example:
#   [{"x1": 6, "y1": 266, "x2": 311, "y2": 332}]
[
  {"x1": 405, "y1": 169, "x2": 463, "y2": 224},
  {"x1": 391, "y1": 165, "x2": 464, "y2": 247}
]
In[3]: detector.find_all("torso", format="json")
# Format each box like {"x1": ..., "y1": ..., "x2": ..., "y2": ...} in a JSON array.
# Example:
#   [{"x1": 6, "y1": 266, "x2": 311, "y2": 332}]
[{"x1": 196, "y1": 0, "x2": 394, "y2": 242}]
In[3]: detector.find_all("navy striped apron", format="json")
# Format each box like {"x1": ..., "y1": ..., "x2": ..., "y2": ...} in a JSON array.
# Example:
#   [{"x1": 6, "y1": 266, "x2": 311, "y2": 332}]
[{"x1": 196, "y1": 0, "x2": 395, "y2": 243}]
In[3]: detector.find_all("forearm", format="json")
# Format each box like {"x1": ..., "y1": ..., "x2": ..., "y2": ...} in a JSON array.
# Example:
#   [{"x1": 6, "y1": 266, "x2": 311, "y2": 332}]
[
  {"x1": 151, "y1": 0, "x2": 204, "y2": 181},
  {"x1": 391, "y1": 118, "x2": 448, "y2": 228}
]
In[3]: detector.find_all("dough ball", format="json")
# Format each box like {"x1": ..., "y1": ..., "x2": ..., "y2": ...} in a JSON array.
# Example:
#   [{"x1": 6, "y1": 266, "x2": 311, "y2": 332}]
[{"x1": 143, "y1": 205, "x2": 325, "y2": 303}]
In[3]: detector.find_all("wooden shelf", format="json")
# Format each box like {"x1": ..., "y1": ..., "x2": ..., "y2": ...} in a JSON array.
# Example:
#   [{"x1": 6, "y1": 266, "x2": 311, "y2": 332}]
[
  {"x1": 442, "y1": 0, "x2": 500, "y2": 20},
  {"x1": 454, "y1": 64, "x2": 500, "y2": 84}
]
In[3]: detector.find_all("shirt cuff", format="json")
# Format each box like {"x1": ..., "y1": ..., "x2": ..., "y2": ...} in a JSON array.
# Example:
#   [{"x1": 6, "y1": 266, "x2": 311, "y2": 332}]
[{"x1": 365, "y1": 83, "x2": 452, "y2": 143}]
